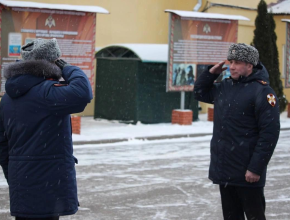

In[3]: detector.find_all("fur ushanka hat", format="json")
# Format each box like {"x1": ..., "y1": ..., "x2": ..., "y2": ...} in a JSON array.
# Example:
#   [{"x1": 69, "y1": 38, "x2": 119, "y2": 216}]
[
  {"x1": 227, "y1": 43, "x2": 259, "y2": 66},
  {"x1": 21, "y1": 38, "x2": 61, "y2": 62}
]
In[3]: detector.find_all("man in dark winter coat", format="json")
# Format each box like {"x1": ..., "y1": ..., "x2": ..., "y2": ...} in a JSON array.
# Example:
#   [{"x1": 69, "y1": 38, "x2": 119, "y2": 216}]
[
  {"x1": 0, "y1": 38, "x2": 92, "y2": 220},
  {"x1": 194, "y1": 43, "x2": 280, "y2": 220}
]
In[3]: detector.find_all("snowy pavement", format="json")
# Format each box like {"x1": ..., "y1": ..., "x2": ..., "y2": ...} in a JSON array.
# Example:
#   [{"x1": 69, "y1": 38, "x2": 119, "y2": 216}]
[
  {"x1": 0, "y1": 129, "x2": 290, "y2": 219},
  {"x1": 72, "y1": 112, "x2": 290, "y2": 144},
  {"x1": 72, "y1": 113, "x2": 214, "y2": 144}
]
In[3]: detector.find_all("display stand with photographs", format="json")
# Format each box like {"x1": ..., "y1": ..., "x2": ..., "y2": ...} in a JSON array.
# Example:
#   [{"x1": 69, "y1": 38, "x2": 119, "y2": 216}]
[
  {"x1": 165, "y1": 10, "x2": 249, "y2": 123},
  {"x1": 0, "y1": 1, "x2": 109, "y2": 96}
]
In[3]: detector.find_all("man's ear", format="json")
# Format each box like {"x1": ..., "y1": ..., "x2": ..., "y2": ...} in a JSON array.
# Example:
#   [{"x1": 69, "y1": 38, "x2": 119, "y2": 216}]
[{"x1": 247, "y1": 63, "x2": 253, "y2": 71}]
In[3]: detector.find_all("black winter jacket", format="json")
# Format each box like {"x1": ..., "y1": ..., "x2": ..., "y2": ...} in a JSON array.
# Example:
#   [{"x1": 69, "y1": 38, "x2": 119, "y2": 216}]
[
  {"x1": 194, "y1": 63, "x2": 280, "y2": 187},
  {"x1": 0, "y1": 60, "x2": 92, "y2": 218}
]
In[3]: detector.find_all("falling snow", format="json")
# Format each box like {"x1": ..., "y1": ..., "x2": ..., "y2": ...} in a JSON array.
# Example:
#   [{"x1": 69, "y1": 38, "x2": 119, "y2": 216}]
[{"x1": 0, "y1": 113, "x2": 289, "y2": 219}]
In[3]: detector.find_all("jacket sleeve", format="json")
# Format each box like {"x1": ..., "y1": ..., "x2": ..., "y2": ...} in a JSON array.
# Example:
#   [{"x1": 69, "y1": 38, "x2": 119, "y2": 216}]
[
  {"x1": 193, "y1": 67, "x2": 221, "y2": 104},
  {"x1": 44, "y1": 65, "x2": 93, "y2": 116},
  {"x1": 0, "y1": 104, "x2": 9, "y2": 182},
  {"x1": 247, "y1": 87, "x2": 280, "y2": 175}
]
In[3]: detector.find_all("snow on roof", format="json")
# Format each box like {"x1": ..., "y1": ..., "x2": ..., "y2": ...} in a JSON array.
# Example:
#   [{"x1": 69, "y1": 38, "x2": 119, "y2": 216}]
[
  {"x1": 165, "y1": 10, "x2": 250, "y2": 21},
  {"x1": 98, "y1": 44, "x2": 169, "y2": 63},
  {"x1": 282, "y1": 19, "x2": 290, "y2": 22},
  {"x1": 0, "y1": 0, "x2": 109, "y2": 14},
  {"x1": 268, "y1": 0, "x2": 290, "y2": 14}
]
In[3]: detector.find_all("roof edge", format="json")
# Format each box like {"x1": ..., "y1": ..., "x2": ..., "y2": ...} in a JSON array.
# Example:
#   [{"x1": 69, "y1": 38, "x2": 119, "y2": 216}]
[
  {"x1": 96, "y1": 45, "x2": 142, "y2": 60},
  {"x1": 165, "y1": 9, "x2": 250, "y2": 21},
  {"x1": 206, "y1": 3, "x2": 256, "y2": 11},
  {"x1": 0, "y1": 0, "x2": 109, "y2": 14},
  {"x1": 96, "y1": 44, "x2": 169, "y2": 63},
  {"x1": 267, "y1": 0, "x2": 290, "y2": 15},
  {"x1": 271, "y1": 13, "x2": 290, "y2": 15}
]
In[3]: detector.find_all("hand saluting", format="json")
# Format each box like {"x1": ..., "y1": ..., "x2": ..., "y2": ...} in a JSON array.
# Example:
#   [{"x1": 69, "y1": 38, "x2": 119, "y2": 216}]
[
  {"x1": 55, "y1": 59, "x2": 70, "y2": 70},
  {"x1": 209, "y1": 61, "x2": 227, "y2": 74}
]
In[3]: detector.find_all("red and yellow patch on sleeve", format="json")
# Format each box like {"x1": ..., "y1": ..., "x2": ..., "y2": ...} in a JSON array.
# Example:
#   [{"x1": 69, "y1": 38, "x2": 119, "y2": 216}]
[{"x1": 267, "y1": 94, "x2": 276, "y2": 107}]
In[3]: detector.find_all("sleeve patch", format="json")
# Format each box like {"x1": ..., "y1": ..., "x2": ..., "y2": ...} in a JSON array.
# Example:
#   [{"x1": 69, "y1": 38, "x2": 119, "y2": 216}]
[{"x1": 267, "y1": 93, "x2": 276, "y2": 107}]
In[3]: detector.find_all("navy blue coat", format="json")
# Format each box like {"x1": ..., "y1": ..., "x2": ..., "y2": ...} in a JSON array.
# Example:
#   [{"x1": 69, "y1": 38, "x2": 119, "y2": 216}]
[
  {"x1": 194, "y1": 63, "x2": 280, "y2": 187},
  {"x1": 0, "y1": 60, "x2": 92, "y2": 218}
]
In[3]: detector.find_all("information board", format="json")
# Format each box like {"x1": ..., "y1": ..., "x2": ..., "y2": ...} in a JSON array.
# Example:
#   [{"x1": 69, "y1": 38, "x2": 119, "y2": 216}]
[
  {"x1": 0, "y1": 6, "x2": 96, "y2": 95},
  {"x1": 167, "y1": 14, "x2": 238, "y2": 92}
]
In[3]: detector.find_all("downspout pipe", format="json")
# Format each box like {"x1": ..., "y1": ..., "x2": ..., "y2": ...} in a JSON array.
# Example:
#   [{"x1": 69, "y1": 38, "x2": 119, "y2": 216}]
[{"x1": 193, "y1": 0, "x2": 202, "y2": 11}]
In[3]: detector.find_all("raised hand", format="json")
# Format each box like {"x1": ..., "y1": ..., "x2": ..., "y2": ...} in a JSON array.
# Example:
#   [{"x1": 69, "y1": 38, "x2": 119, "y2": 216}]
[
  {"x1": 55, "y1": 59, "x2": 70, "y2": 70},
  {"x1": 209, "y1": 61, "x2": 227, "y2": 74}
]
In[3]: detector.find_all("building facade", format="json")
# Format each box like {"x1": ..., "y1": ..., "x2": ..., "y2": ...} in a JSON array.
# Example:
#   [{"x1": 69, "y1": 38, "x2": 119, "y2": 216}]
[{"x1": 4, "y1": 0, "x2": 288, "y2": 115}]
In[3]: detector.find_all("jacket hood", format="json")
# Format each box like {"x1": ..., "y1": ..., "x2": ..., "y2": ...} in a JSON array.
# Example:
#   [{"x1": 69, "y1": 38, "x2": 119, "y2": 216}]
[
  {"x1": 243, "y1": 62, "x2": 269, "y2": 83},
  {"x1": 3, "y1": 60, "x2": 62, "y2": 98}
]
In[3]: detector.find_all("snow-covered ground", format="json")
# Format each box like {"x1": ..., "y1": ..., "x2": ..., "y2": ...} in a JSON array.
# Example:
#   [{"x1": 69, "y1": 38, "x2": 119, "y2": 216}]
[
  {"x1": 72, "y1": 112, "x2": 290, "y2": 143},
  {"x1": 72, "y1": 113, "x2": 213, "y2": 143},
  {"x1": 0, "y1": 128, "x2": 289, "y2": 219}
]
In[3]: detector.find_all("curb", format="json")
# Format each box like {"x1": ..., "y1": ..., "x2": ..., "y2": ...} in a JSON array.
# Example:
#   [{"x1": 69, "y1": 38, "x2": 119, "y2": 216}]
[
  {"x1": 73, "y1": 127, "x2": 290, "y2": 145},
  {"x1": 73, "y1": 132, "x2": 212, "y2": 145}
]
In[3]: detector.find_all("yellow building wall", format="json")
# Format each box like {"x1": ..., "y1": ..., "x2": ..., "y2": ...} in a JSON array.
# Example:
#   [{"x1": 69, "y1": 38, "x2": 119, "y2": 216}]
[
  {"x1": 7, "y1": 0, "x2": 289, "y2": 116},
  {"x1": 13, "y1": 0, "x2": 198, "y2": 46},
  {"x1": 11, "y1": 0, "x2": 199, "y2": 116},
  {"x1": 272, "y1": 15, "x2": 290, "y2": 102},
  {"x1": 197, "y1": 0, "x2": 289, "y2": 113}
]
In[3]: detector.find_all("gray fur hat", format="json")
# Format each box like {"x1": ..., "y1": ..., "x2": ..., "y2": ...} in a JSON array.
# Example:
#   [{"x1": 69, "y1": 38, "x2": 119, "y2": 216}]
[
  {"x1": 21, "y1": 38, "x2": 61, "y2": 62},
  {"x1": 227, "y1": 43, "x2": 259, "y2": 66}
]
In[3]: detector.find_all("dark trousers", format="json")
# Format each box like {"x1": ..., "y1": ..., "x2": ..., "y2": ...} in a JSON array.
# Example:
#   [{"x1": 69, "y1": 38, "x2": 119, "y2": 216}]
[
  {"x1": 16, "y1": 217, "x2": 59, "y2": 220},
  {"x1": 219, "y1": 185, "x2": 266, "y2": 220}
]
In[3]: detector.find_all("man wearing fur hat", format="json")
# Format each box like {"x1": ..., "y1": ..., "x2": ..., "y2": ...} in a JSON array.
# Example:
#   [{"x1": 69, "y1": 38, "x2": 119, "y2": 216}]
[
  {"x1": 194, "y1": 43, "x2": 280, "y2": 220},
  {"x1": 0, "y1": 38, "x2": 92, "y2": 219}
]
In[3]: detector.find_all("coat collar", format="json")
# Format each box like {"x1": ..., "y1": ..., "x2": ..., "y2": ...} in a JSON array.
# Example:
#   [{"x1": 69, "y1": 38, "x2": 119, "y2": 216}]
[{"x1": 4, "y1": 60, "x2": 62, "y2": 80}]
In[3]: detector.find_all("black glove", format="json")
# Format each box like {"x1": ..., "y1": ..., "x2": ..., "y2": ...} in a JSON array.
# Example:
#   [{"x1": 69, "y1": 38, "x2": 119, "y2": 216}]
[{"x1": 55, "y1": 59, "x2": 70, "y2": 70}]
